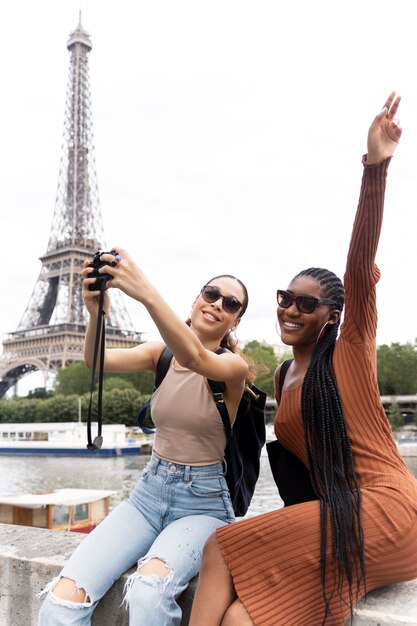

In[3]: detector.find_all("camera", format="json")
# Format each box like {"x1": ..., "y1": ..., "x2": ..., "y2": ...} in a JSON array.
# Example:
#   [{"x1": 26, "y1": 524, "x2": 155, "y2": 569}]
[{"x1": 88, "y1": 250, "x2": 117, "y2": 291}]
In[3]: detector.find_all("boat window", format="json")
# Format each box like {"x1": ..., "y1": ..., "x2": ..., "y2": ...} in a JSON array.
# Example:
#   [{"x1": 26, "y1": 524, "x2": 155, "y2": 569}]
[
  {"x1": 2, "y1": 433, "x2": 9, "y2": 439},
  {"x1": 33, "y1": 432, "x2": 48, "y2": 441},
  {"x1": 74, "y1": 503, "x2": 89, "y2": 522},
  {"x1": 52, "y1": 505, "x2": 71, "y2": 527}
]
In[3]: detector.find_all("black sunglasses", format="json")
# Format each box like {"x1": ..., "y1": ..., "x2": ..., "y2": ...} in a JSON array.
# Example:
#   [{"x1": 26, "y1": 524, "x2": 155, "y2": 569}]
[
  {"x1": 277, "y1": 289, "x2": 337, "y2": 314},
  {"x1": 200, "y1": 285, "x2": 243, "y2": 315}
]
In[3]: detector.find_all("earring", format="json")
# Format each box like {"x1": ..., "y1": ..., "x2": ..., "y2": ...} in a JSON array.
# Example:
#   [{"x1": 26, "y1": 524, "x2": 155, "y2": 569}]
[
  {"x1": 316, "y1": 322, "x2": 329, "y2": 344},
  {"x1": 227, "y1": 330, "x2": 238, "y2": 348}
]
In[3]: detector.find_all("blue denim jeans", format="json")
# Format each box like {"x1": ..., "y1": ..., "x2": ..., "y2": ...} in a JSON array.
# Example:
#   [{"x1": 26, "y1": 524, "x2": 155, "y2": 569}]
[{"x1": 38, "y1": 453, "x2": 234, "y2": 626}]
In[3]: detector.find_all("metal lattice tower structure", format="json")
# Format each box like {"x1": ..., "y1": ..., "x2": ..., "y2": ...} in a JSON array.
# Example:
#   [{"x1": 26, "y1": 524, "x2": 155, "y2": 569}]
[{"x1": 0, "y1": 16, "x2": 143, "y2": 398}]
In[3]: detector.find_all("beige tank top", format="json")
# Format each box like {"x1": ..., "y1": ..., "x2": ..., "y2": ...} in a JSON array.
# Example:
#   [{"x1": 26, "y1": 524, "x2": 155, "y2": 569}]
[{"x1": 150, "y1": 362, "x2": 226, "y2": 465}]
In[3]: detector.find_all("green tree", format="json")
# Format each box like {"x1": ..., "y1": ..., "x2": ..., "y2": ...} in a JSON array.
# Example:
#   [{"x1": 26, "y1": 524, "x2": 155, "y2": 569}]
[
  {"x1": 243, "y1": 340, "x2": 291, "y2": 397},
  {"x1": 377, "y1": 341, "x2": 417, "y2": 395},
  {"x1": 0, "y1": 397, "x2": 44, "y2": 422},
  {"x1": 42, "y1": 395, "x2": 84, "y2": 422},
  {"x1": 121, "y1": 370, "x2": 155, "y2": 395},
  {"x1": 54, "y1": 362, "x2": 93, "y2": 396},
  {"x1": 27, "y1": 387, "x2": 53, "y2": 399},
  {"x1": 0, "y1": 389, "x2": 148, "y2": 426},
  {"x1": 0, "y1": 398, "x2": 27, "y2": 422},
  {"x1": 103, "y1": 377, "x2": 134, "y2": 392},
  {"x1": 54, "y1": 362, "x2": 155, "y2": 396},
  {"x1": 95, "y1": 388, "x2": 146, "y2": 426},
  {"x1": 386, "y1": 402, "x2": 404, "y2": 431}
]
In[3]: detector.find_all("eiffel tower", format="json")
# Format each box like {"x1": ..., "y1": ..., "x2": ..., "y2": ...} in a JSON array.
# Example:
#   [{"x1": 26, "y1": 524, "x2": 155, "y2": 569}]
[{"x1": 0, "y1": 16, "x2": 143, "y2": 398}]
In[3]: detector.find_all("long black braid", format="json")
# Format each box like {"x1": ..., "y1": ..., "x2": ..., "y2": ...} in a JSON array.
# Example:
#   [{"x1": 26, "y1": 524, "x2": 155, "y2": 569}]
[{"x1": 295, "y1": 267, "x2": 366, "y2": 624}]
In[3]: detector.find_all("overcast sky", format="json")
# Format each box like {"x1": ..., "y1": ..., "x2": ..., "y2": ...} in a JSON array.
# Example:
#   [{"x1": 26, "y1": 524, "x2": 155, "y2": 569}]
[{"x1": 1, "y1": 0, "x2": 417, "y2": 393}]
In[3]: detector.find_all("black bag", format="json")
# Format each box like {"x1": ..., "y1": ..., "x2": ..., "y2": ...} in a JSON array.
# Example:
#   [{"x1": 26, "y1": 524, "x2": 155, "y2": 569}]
[
  {"x1": 209, "y1": 371, "x2": 267, "y2": 517},
  {"x1": 137, "y1": 346, "x2": 267, "y2": 517},
  {"x1": 266, "y1": 359, "x2": 318, "y2": 506}
]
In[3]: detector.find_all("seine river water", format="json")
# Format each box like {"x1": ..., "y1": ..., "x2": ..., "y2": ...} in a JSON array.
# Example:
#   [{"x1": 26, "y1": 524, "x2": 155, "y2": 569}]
[{"x1": 1, "y1": 450, "x2": 416, "y2": 519}]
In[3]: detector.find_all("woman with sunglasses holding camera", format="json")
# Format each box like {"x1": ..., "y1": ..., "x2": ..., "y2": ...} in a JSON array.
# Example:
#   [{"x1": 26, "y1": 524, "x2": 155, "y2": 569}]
[
  {"x1": 189, "y1": 91, "x2": 417, "y2": 626},
  {"x1": 38, "y1": 262, "x2": 251, "y2": 626}
]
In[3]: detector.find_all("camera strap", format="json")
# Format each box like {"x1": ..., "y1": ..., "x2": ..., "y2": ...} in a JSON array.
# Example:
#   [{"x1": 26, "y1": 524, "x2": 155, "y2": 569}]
[{"x1": 86, "y1": 284, "x2": 106, "y2": 450}]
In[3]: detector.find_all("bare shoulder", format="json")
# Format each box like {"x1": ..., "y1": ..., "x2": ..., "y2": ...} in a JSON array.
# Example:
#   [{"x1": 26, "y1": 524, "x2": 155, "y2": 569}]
[
  {"x1": 204, "y1": 349, "x2": 248, "y2": 386},
  {"x1": 125, "y1": 341, "x2": 166, "y2": 373}
]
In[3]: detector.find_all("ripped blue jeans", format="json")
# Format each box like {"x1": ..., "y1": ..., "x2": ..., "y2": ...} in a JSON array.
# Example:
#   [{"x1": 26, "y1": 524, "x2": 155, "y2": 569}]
[{"x1": 38, "y1": 453, "x2": 234, "y2": 626}]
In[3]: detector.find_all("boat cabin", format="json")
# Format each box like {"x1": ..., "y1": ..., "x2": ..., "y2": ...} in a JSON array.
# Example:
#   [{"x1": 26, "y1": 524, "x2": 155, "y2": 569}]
[{"x1": 0, "y1": 488, "x2": 115, "y2": 533}]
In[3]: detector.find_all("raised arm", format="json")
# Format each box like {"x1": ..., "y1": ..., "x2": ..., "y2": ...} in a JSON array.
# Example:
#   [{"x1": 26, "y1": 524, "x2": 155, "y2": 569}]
[
  {"x1": 367, "y1": 91, "x2": 402, "y2": 164},
  {"x1": 81, "y1": 259, "x2": 163, "y2": 374},
  {"x1": 342, "y1": 92, "x2": 402, "y2": 343},
  {"x1": 82, "y1": 251, "x2": 248, "y2": 387}
]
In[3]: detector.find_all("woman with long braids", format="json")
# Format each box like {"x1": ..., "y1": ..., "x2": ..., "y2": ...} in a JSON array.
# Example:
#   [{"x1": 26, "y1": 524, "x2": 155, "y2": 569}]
[{"x1": 189, "y1": 91, "x2": 417, "y2": 625}]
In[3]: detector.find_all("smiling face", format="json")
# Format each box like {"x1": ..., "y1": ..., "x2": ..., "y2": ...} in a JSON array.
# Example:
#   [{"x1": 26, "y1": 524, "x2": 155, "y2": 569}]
[
  {"x1": 277, "y1": 275, "x2": 340, "y2": 347},
  {"x1": 190, "y1": 275, "x2": 246, "y2": 341}
]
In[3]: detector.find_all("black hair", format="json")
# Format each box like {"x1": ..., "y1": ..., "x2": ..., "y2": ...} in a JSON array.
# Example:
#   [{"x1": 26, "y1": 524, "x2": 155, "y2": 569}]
[{"x1": 295, "y1": 267, "x2": 365, "y2": 624}]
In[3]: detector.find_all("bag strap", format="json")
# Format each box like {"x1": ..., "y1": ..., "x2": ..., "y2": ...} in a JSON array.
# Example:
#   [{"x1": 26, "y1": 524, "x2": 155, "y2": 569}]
[
  {"x1": 207, "y1": 347, "x2": 239, "y2": 484},
  {"x1": 208, "y1": 378, "x2": 232, "y2": 434},
  {"x1": 137, "y1": 346, "x2": 173, "y2": 434},
  {"x1": 206, "y1": 346, "x2": 228, "y2": 430},
  {"x1": 277, "y1": 358, "x2": 293, "y2": 403},
  {"x1": 208, "y1": 377, "x2": 239, "y2": 484},
  {"x1": 154, "y1": 346, "x2": 174, "y2": 388},
  {"x1": 86, "y1": 284, "x2": 107, "y2": 450}
]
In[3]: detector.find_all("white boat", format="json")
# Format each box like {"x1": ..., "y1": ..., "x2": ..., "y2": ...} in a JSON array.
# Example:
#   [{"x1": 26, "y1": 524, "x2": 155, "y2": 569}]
[
  {"x1": 0, "y1": 422, "x2": 151, "y2": 456},
  {"x1": 0, "y1": 488, "x2": 115, "y2": 533}
]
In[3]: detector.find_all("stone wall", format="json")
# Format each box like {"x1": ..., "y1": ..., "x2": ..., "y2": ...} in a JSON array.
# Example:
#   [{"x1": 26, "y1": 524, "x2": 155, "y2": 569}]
[{"x1": 1, "y1": 523, "x2": 416, "y2": 625}]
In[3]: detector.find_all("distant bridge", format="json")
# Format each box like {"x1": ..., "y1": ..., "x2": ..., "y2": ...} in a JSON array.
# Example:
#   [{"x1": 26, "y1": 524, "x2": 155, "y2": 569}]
[
  {"x1": 265, "y1": 395, "x2": 417, "y2": 423},
  {"x1": 380, "y1": 395, "x2": 417, "y2": 423}
]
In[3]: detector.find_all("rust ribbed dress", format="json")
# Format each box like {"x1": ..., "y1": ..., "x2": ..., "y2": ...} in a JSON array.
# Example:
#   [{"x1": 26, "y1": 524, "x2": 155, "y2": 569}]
[{"x1": 216, "y1": 158, "x2": 417, "y2": 625}]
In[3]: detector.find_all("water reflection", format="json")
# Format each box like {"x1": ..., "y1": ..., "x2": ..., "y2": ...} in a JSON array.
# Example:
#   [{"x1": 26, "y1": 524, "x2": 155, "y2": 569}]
[
  {"x1": 0, "y1": 455, "x2": 148, "y2": 509},
  {"x1": 0, "y1": 453, "x2": 416, "y2": 519}
]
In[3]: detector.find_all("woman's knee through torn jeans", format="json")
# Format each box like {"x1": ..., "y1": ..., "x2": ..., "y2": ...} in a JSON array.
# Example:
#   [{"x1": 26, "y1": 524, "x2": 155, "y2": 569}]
[{"x1": 37, "y1": 453, "x2": 235, "y2": 626}]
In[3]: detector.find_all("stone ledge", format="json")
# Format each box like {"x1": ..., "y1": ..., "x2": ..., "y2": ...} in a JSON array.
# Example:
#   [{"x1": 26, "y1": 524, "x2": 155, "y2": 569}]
[
  {"x1": 353, "y1": 579, "x2": 417, "y2": 625},
  {"x1": 0, "y1": 523, "x2": 195, "y2": 626},
  {"x1": 0, "y1": 523, "x2": 416, "y2": 625}
]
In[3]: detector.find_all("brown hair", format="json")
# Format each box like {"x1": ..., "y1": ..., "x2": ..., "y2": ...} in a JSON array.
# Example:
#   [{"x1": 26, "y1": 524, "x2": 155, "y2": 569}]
[{"x1": 187, "y1": 274, "x2": 258, "y2": 383}]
